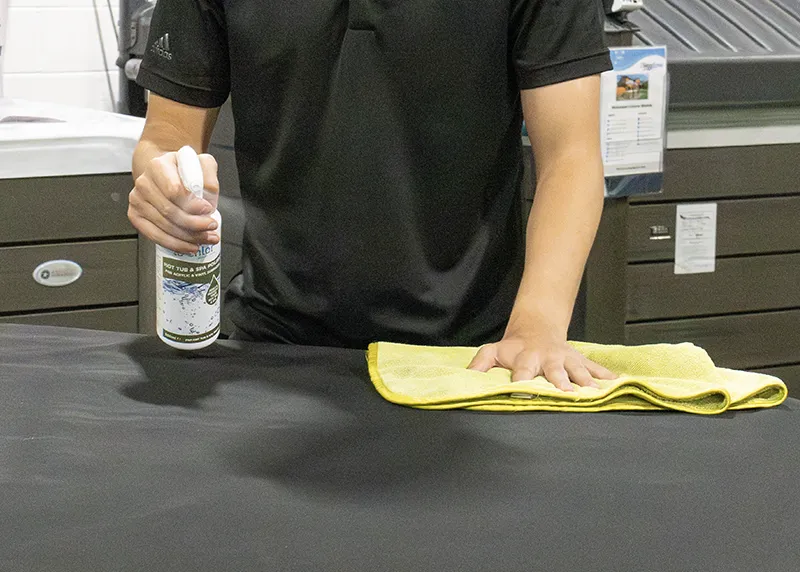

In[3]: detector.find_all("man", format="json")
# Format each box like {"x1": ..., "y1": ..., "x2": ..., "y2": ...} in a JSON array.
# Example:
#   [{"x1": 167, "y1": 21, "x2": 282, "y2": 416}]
[{"x1": 128, "y1": 0, "x2": 618, "y2": 391}]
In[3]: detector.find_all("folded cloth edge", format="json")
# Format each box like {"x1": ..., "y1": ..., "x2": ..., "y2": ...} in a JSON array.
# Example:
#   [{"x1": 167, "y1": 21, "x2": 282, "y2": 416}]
[{"x1": 366, "y1": 343, "x2": 788, "y2": 415}]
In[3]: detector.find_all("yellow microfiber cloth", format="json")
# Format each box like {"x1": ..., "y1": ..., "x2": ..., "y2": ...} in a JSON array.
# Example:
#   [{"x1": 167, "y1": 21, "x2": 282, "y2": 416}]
[{"x1": 366, "y1": 341, "x2": 788, "y2": 415}]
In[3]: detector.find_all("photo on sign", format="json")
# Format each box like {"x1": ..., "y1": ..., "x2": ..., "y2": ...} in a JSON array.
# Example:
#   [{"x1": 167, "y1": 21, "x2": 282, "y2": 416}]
[{"x1": 616, "y1": 74, "x2": 649, "y2": 101}]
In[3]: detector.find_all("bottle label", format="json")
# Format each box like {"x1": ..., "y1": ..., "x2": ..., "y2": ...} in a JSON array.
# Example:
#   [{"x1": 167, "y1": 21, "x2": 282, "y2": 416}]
[{"x1": 159, "y1": 253, "x2": 221, "y2": 344}]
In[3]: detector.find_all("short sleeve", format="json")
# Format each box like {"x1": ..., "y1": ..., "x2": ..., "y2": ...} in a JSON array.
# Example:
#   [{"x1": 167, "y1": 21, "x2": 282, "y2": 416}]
[
  {"x1": 136, "y1": 0, "x2": 230, "y2": 108},
  {"x1": 510, "y1": 0, "x2": 612, "y2": 90}
]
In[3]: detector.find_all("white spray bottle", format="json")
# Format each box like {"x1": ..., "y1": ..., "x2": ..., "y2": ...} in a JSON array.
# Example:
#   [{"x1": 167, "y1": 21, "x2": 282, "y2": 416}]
[{"x1": 156, "y1": 146, "x2": 222, "y2": 350}]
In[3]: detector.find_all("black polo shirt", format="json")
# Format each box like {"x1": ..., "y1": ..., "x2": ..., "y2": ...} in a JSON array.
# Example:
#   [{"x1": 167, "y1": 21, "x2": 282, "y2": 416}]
[{"x1": 137, "y1": 0, "x2": 611, "y2": 348}]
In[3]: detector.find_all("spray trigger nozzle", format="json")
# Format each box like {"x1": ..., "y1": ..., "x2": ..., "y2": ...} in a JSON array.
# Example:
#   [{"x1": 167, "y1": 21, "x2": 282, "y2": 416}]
[{"x1": 177, "y1": 146, "x2": 205, "y2": 199}]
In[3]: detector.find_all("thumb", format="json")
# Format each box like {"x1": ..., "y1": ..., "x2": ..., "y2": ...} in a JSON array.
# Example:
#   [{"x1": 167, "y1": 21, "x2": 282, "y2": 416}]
[{"x1": 467, "y1": 344, "x2": 498, "y2": 372}]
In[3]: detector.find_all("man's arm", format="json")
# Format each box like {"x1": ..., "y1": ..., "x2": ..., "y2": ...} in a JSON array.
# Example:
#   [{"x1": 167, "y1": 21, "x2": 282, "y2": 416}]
[
  {"x1": 468, "y1": 75, "x2": 616, "y2": 390},
  {"x1": 514, "y1": 77, "x2": 603, "y2": 342},
  {"x1": 128, "y1": 94, "x2": 223, "y2": 254},
  {"x1": 133, "y1": 93, "x2": 220, "y2": 178}
]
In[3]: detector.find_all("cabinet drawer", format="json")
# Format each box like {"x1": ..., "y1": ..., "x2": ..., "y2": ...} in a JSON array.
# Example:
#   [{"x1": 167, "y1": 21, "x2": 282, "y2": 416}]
[
  {"x1": 626, "y1": 310, "x2": 800, "y2": 370},
  {"x1": 0, "y1": 306, "x2": 138, "y2": 333},
  {"x1": 630, "y1": 144, "x2": 800, "y2": 204},
  {"x1": 628, "y1": 196, "x2": 800, "y2": 262},
  {"x1": 627, "y1": 253, "x2": 800, "y2": 321},
  {"x1": 0, "y1": 240, "x2": 138, "y2": 313},
  {"x1": 1, "y1": 174, "x2": 134, "y2": 244}
]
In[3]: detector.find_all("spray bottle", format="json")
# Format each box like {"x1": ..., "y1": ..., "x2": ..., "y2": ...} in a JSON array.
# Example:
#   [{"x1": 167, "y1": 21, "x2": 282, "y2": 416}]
[{"x1": 156, "y1": 146, "x2": 222, "y2": 350}]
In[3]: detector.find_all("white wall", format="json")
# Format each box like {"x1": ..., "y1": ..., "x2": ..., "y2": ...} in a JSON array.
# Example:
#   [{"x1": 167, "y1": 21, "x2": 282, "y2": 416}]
[{"x1": 4, "y1": 0, "x2": 119, "y2": 111}]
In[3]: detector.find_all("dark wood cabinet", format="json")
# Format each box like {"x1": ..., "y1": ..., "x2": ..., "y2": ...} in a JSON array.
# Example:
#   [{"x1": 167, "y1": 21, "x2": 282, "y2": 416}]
[{"x1": 0, "y1": 174, "x2": 139, "y2": 333}]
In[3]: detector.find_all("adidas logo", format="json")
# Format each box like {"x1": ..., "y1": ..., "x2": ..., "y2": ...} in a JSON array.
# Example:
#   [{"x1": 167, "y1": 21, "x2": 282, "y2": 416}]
[{"x1": 151, "y1": 33, "x2": 173, "y2": 61}]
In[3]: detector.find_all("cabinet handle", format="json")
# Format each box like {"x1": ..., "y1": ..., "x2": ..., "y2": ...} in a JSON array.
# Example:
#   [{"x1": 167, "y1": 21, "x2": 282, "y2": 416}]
[
  {"x1": 649, "y1": 225, "x2": 672, "y2": 241},
  {"x1": 32, "y1": 260, "x2": 83, "y2": 287}
]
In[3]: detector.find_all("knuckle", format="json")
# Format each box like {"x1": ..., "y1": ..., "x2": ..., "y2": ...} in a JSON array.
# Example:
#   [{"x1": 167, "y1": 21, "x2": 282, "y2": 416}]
[
  {"x1": 140, "y1": 227, "x2": 155, "y2": 242},
  {"x1": 540, "y1": 360, "x2": 560, "y2": 372},
  {"x1": 145, "y1": 157, "x2": 163, "y2": 175},
  {"x1": 160, "y1": 202, "x2": 175, "y2": 219},
  {"x1": 584, "y1": 362, "x2": 601, "y2": 375},
  {"x1": 165, "y1": 182, "x2": 184, "y2": 199},
  {"x1": 127, "y1": 210, "x2": 145, "y2": 230},
  {"x1": 154, "y1": 154, "x2": 171, "y2": 168},
  {"x1": 475, "y1": 346, "x2": 495, "y2": 360},
  {"x1": 513, "y1": 356, "x2": 534, "y2": 370},
  {"x1": 129, "y1": 191, "x2": 145, "y2": 209},
  {"x1": 477, "y1": 343, "x2": 495, "y2": 355}
]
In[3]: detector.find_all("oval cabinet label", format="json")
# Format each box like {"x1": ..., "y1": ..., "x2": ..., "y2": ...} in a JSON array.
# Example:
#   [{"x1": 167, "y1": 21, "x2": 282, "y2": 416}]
[{"x1": 33, "y1": 260, "x2": 83, "y2": 287}]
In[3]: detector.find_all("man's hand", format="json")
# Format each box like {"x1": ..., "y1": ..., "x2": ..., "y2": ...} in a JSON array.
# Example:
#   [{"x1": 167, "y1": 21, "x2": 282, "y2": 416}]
[
  {"x1": 129, "y1": 94, "x2": 222, "y2": 254},
  {"x1": 128, "y1": 151, "x2": 220, "y2": 254},
  {"x1": 472, "y1": 75, "x2": 615, "y2": 391},
  {"x1": 467, "y1": 328, "x2": 617, "y2": 392}
]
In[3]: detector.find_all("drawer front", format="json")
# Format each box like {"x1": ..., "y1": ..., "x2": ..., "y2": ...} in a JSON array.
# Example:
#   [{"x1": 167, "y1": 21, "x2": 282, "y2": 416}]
[
  {"x1": 626, "y1": 310, "x2": 800, "y2": 370},
  {"x1": 0, "y1": 306, "x2": 138, "y2": 333},
  {"x1": 0, "y1": 240, "x2": 138, "y2": 313},
  {"x1": 628, "y1": 196, "x2": 800, "y2": 262},
  {"x1": 631, "y1": 144, "x2": 800, "y2": 204},
  {"x1": 627, "y1": 253, "x2": 800, "y2": 321},
  {"x1": 2, "y1": 174, "x2": 134, "y2": 244}
]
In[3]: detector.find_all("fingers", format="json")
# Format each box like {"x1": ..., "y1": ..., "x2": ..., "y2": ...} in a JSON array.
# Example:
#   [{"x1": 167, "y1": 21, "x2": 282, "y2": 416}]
[
  {"x1": 131, "y1": 197, "x2": 220, "y2": 247},
  {"x1": 584, "y1": 359, "x2": 618, "y2": 380},
  {"x1": 143, "y1": 158, "x2": 216, "y2": 224},
  {"x1": 511, "y1": 351, "x2": 540, "y2": 382},
  {"x1": 511, "y1": 367, "x2": 535, "y2": 383},
  {"x1": 542, "y1": 361, "x2": 574, "y2": 392},
  {"x1": 130, "y1": 180, "x2": 218, "y2": 234},
  {"x1": 467, "y1": 342, "x2": 608, "y2": 394},
  {"x1": 128, "y1": 153, "x2": 221, "y2": 251},
  {"x1": 129, "y1": 214, "x2": 202, "y2": 254},
  {"x1": 513, "y1": 353, "x2": 597, "y2": 391},
  {"x1": 467, "y1": 344, "x2": 498, "y2": 372},
  {"x1": 147, "y1": 153, "x2": 212, "y2": 215},
  {"x1": 564, "y1": 355, "x2": 599, "y2": 389}
]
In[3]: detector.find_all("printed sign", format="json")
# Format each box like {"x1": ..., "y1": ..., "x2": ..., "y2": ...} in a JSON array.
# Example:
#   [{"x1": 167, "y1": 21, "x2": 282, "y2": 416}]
[{"x1": 601, "y1": 46, "x2": 668, "y2": 178}]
